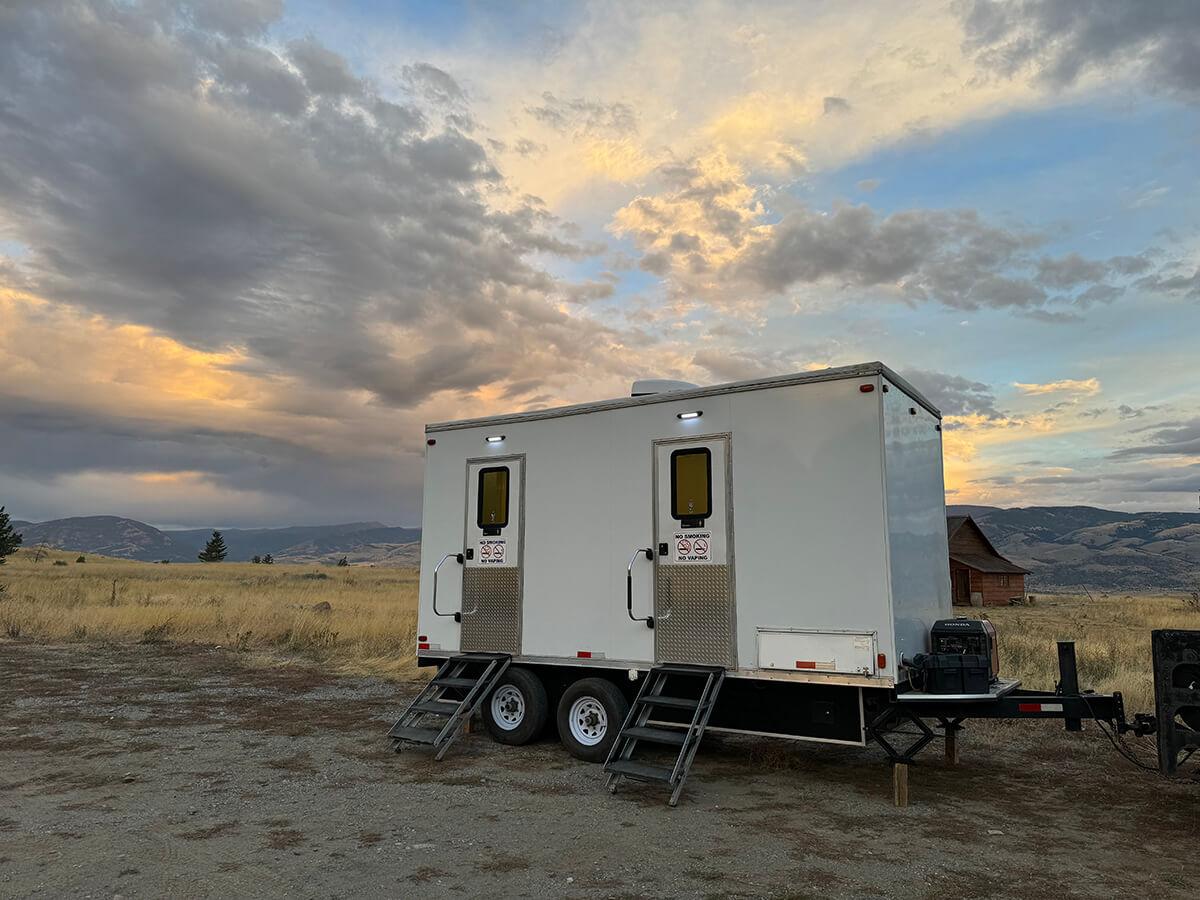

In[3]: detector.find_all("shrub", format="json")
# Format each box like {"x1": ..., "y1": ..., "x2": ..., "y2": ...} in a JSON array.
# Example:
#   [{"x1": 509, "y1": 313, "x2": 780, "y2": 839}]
[
  {"x1": 53, "y1": 560, "x2": 68, "y2": 566},
  {"x1": 140, "y1": 620, "x2": 173, "y2": 643},
  {"x1": 76, "y1": 556, "x2": 86, "y2": 563}
]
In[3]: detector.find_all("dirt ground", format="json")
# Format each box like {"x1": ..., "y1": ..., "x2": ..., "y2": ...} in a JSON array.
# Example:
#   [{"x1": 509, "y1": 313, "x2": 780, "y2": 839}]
[{"x1": 1, "y1": 643, "x2": 1195, "y2": 899}]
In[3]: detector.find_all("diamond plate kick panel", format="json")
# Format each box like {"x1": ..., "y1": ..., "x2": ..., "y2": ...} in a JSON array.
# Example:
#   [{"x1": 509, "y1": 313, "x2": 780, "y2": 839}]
[
  {"x1": 655, "y1": 564, "x2": 735, "y2": 668},
  {"x1": 461, "y1": 567, "x2": 521, "y2": 655}
]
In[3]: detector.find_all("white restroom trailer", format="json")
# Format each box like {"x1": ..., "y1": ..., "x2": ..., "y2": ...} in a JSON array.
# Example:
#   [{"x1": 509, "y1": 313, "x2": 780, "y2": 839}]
[{"x1": 414, "y1": 362, "x2": 952, "y2": 761}]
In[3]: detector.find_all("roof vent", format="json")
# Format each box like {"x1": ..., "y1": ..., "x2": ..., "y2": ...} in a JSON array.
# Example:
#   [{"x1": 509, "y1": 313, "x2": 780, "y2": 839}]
[{"x1": 631, "y1": 378, "x2": 699, "y2": 397}]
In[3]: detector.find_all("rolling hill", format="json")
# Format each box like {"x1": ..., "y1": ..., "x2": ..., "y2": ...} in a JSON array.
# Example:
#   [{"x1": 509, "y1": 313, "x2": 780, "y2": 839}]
[
  {"x1": 10, "y1": 516, "x2": 421, "y2": 566},
  {"x1": 11, "y1": 506, "x2": 1200, "y2": 588}
]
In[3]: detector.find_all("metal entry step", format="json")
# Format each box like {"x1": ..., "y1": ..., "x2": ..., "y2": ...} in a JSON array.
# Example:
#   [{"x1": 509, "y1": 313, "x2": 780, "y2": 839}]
[
  {"x1": 387, "y1": 652, "x2": 510, "y2": 760},
  {"x1": 604, "y1": 663, "x2": 725, "y2": 806}
]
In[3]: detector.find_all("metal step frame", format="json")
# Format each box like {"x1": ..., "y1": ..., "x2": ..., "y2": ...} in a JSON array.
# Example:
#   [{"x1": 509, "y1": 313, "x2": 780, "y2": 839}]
[
  {"x1": 388, "y1": 652, "x2": 511, "y2": 760},
  {"x1": 604, "y1": 663, "x2": 726, "y2": 806}
]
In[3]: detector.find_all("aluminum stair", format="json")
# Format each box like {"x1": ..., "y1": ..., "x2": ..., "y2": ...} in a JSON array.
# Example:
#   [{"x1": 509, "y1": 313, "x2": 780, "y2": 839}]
[
  {"x1": 603, "y1": 663, "x2": 725, "y2": 806},
  {"x1": 388, "y1": 652, "x2": 510, "y2": 760}
]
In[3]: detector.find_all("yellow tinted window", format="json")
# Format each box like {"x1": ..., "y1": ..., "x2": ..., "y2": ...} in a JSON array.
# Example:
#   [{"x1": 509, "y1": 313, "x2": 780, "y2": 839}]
[
  {"x1": 477, "y1": 467, "x2": 509, "y2": 528},
  {"x1": 671, "y1": 449, "x2": 711, "y2": 520}
]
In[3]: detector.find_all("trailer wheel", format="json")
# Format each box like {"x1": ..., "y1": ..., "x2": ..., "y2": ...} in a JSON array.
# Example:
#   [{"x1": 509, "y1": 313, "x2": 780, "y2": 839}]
[
  {"x1": 556, "y1": 678, "x2": 629, "y2": 763},
  {"x1": 483, "y1": 667, "x2": 548, "y2": 746}
]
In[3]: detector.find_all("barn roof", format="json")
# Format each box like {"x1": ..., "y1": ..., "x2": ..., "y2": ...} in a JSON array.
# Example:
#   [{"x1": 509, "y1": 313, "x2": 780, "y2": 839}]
[
  {"x1": 946, "y1": 515, "x2": 970, "y2": 534},
  {"x1": 948, "y1": 551, "x2": 1030, "y2": 575},
  {"x1": 947, "y1": 515, "x2": 1030, "y2": 575}
]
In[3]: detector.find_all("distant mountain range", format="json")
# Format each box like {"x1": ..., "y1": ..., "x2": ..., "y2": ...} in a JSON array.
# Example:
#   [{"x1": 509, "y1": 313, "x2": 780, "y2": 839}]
[
  {"x1": 11, "y1": 506, "x2": 1200, "y2": 588},
  {"x1": 948, "y1": 505, "x2": 1200, "y2": 591},
  {"x1": 10, "y1": 516, "x2": 421, "y2": 566}
]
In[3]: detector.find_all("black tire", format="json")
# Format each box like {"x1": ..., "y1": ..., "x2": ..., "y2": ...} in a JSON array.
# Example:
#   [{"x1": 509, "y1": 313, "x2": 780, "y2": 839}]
[
  {"x1": 556, "y1": 677, "x2": 630, "y2": 763},
  {"x1": 483, "y1": 667, "x2": 548, "y2": 745}
]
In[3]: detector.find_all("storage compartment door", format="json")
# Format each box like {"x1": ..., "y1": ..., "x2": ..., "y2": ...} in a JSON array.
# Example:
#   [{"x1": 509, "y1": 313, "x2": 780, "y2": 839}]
[
  {"x1": 757, "y1": 629, "x2": 877, "y2": 676},
  {"x1": 461, "y1": 456, "x2": 523, "y2": 654}
]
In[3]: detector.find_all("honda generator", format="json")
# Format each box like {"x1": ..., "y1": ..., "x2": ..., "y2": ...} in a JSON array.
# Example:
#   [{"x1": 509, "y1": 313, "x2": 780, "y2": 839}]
[{"x1": 909, "y1": 618, "x2": 999, "y2": 695}]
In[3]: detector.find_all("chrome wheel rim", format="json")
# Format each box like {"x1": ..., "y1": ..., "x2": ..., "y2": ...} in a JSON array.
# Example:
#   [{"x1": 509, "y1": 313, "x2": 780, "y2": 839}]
[
  {"x1": 568, "y1": 696, "x2": 607, "y2": 746},
  {"x1": 491, "y1": 685, "x2": 525, "y2": 731}
]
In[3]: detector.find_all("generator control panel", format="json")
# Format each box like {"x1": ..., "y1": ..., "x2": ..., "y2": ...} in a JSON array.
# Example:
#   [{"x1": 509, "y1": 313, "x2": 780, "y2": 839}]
[{"x1": 930, "y1": 618, "x2": 999, "y2": 679}]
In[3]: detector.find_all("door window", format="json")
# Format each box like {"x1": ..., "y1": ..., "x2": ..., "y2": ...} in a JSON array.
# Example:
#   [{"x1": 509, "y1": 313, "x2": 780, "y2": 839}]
[
  {"x1": 670, "y1": 447, "x2": 711, "y2": 527},
  {"x1": 477, "y1": 466, "x2": 510, "y2": 535}
]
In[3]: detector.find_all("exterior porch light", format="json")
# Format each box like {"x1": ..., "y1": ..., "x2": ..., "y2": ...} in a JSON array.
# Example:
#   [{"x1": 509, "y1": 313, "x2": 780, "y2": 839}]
[{"x1": 676, "y1": 410, "x2": 702, "y2": 420}]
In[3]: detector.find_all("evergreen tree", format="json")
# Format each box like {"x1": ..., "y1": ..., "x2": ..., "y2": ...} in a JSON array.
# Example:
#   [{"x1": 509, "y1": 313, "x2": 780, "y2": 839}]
[
  {"x1": 198, "y1": 530, "x2": 228, "y2": 562},
  {"x1": 262, "y1": 553, "x2": 274, "y2": 565},
  {"x1": 0, "y1": 506, "x2": 22, "y2": 564},
  {"x1": 252, "y1": 555, "x2": 262, "y2": 565},
  {"x1": 336, "y1": 556, "x2": 349, "y2": 567}
]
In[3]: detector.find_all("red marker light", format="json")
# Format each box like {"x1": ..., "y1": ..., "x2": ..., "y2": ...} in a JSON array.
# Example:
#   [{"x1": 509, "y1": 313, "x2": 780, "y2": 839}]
[
  {"x1": 577, "y1": 650, "x2": 592, "y2": 659},
  {"x1": 859, "y1": 384, "x2": 875, "y2": 393},
  {"x1": 877, "y1": 653, "x2": 887, "y2": 670}
]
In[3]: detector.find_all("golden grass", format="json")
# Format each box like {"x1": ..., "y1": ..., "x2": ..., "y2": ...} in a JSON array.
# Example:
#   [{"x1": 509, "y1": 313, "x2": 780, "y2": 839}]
[
  {"x1": 0, "y1": 548, "x2": 419, "y2": 678},
  {"x1": 2, "y1": 548, "x2": 1195, "y2": 710},
  {"x1": 968, "y1": 592, "x2": 1199, "y2": 713}
]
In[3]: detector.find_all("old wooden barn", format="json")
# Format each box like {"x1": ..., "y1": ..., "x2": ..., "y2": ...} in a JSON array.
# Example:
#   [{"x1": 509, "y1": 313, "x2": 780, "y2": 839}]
[{"x1": 947, "y1": 515, "x2": 1028, "y2": 607}]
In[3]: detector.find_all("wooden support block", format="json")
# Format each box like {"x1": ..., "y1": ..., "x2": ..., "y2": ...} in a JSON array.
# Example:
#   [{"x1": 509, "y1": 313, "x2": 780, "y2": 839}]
[
  {"x1": 462, "y1": 714, "x2": 475, "y2": 734},
  {"x1": 892, "y1": 763, "x2": 909, "y2": 808},
  {"x1": 945, "y1": 727, "x2": 959, "y2": 766}
]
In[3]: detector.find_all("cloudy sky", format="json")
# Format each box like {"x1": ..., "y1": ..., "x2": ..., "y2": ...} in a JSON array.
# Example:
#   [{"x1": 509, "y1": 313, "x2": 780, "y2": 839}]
[{"x1": 1, "y1": 0, "x2": 1198, "y2": 527}]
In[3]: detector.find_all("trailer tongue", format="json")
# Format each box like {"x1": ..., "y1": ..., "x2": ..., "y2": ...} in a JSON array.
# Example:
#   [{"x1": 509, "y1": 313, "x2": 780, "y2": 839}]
[{"x1": 865, "y1": 625, "x2": 1199, "y2": 796}]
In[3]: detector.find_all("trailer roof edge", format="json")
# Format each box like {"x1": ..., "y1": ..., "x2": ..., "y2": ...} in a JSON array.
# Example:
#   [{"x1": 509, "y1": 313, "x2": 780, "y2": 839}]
[{"x1": 426, "y1": 361, "x2": 941, "y2": 433}]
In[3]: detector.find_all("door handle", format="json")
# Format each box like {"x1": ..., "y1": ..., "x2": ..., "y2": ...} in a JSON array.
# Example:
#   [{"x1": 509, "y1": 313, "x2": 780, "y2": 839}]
[
  {"x1": 431, "y1": 552, "x2": 466, "y2": 622},
  {"x1": 626, "y1": 547, "x2": 654, "y2": 629}
]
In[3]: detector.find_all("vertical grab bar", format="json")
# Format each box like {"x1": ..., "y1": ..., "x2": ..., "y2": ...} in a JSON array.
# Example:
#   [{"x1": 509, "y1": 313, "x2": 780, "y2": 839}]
[
  {"x1": 627, "y1": 547, "x2": 655, "y2": 628},
  {"x1": 432, "y1": 552, "x2": 465, "y2": 622}
]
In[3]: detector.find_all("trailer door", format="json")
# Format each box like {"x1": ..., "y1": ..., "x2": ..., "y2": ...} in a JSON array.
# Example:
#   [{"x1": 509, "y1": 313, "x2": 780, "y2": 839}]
[
  {"x1": 653, "y1": 436, "x2": 735, "y2": 668},
  {"x1": 461, "y1": 456, "x2": 523, "y2": 654}
]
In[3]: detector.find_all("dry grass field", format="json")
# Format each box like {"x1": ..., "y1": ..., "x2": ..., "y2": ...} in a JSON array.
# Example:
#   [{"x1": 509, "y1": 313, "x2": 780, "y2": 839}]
[
  {"x1": 0, "y1": 548, "x2": 419, "y2": 678},
  {"x1": 969, "y1": 592, "x2": 1199, "y2": 713},
  {"x1": 1, "y1": 547, "x2": 1197, "y2": 711}
]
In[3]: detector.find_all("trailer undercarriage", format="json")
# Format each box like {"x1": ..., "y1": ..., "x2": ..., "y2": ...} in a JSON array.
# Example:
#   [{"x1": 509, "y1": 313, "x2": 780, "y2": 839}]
[{"x1": 395, "y1": 631, "x2": 1199, "y2": 807}]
